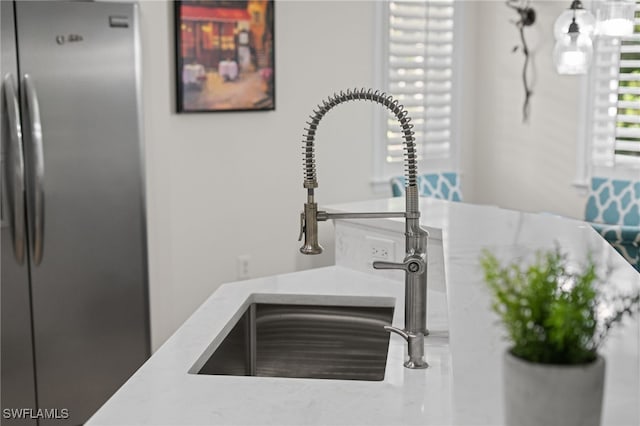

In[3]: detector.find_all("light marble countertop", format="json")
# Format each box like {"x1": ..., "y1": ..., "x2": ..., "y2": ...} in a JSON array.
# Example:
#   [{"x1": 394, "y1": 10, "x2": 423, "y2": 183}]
[{"x1": 88, "y1": 198, "x2": 639, "y2": 426}]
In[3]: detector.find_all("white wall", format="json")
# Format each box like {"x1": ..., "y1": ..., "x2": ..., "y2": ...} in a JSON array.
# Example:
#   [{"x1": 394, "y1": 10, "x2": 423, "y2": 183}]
[
  {"x1": 139, "y1": 0, "x2": 380, "y2": 350},
  {"x1": 461, "y1": 0, "x2": 587, "y2": 218},
  {"x1": 139, "y1": 0, "x2": 591, "y2": 350}
]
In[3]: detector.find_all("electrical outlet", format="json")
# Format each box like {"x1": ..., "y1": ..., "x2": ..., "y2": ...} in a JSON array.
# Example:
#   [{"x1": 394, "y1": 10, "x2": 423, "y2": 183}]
[
  {"x1": 366, "y1": 236, "x2": 395, "y2": 264},
  {"x1": 236, "y1": 255, "x2": 251, "y2": 280}
]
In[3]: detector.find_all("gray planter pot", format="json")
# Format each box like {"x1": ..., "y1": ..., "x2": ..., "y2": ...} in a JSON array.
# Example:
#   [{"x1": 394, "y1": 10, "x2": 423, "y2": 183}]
[{"x1": 503, "y1": 351, "x2": 606, "y2": 426}]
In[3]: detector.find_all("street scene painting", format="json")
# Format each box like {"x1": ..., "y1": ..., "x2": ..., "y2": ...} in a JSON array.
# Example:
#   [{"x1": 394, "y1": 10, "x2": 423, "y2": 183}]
[{"x1": 175, "y1": 0, "x2": 275, "y2": 112}]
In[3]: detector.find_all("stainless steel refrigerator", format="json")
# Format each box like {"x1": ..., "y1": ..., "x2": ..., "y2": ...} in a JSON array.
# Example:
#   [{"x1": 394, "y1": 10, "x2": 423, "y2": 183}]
[{"x1": 1, "y1": 2, "x2": 150, "y2": 425}]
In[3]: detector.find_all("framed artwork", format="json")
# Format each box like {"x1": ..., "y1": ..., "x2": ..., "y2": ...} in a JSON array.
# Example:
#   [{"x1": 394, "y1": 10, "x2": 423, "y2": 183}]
[{"x1": 174, "y1": 0, "x2": 275, "y2": 112}]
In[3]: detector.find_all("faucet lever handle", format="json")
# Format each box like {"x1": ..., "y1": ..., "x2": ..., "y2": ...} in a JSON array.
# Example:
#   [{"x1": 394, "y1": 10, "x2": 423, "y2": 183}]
[
  {"x1": 373, "y1": 260, "x2": 408, "y2": 271},
  {"x1": 373, "y1": 256, "x2": 425, "y2": 274}
]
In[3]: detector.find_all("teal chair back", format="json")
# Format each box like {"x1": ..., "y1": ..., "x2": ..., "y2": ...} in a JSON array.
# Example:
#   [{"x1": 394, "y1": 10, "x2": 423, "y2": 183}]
[
  {"x1": 585, "y1": 177, "x2": 640, "y2": 271},
  {"x1": 585, "y1": 177, "x2": 639, "y2": 226},
  {"x1": 390, "y1": 172, "x2": 462, "y2": 201}
]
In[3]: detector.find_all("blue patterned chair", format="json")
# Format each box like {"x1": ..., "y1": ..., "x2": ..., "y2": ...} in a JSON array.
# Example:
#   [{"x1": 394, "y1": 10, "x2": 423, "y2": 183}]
[
  {"x1": 585, "y1": 177, "x2": 640, "y2": 271},
  {"x1": 391, "y1": 172, "x2": 462, "y2": 201}
]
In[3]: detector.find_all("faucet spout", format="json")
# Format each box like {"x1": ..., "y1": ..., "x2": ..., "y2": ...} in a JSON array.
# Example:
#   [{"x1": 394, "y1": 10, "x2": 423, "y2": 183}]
[{"x1": 297, "y1": 88, "x2": 430, "y2": 369}]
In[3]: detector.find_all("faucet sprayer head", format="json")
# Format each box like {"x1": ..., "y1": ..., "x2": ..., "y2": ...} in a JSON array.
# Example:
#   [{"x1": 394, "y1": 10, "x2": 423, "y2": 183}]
[{"x1": 299, "y1": 200, "x2": 323, "y2": 255}]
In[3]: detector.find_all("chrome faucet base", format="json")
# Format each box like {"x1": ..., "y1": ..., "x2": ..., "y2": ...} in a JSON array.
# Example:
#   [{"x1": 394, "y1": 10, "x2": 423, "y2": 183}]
[{"x1": 405, "y1": 358, "x2": 429, "y2": 369}]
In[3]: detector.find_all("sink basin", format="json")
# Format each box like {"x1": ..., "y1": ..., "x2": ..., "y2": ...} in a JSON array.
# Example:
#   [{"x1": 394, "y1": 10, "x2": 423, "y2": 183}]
[{"x1": 195, "y1": 302, "x2": 394, "y2": 381}]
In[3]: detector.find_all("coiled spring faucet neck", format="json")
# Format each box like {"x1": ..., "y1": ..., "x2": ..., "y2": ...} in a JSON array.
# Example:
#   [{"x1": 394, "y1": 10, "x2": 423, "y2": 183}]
[{"x1": 302, "y1": 88, "x2": 418, "y2": 193}]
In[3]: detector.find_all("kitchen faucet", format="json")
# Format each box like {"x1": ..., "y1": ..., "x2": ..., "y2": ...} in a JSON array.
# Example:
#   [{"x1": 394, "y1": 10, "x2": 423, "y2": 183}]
[{"x1": 297, "y1": 88, "x2": 429, "y2": 369}]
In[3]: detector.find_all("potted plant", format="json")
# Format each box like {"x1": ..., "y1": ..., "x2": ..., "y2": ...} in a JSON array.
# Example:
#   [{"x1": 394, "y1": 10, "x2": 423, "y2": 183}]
[{"x1": 480, "y1": 247, "x2": 639, "y2": 426}]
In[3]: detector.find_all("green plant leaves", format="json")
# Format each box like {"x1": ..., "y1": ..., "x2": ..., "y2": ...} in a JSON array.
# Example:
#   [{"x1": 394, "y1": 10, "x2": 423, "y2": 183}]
[{"x1": 480, "y1": 247, "x2": 639, "y2": 365}]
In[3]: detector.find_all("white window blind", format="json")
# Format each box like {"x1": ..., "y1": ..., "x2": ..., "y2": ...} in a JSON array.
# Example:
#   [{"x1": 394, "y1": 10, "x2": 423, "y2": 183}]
[
  {"x1": 590, "y1": 1, "x2": 640, "y2": 170},
  {"x1": 376, "y1": 0, "x2": 458, "y2": 182}
]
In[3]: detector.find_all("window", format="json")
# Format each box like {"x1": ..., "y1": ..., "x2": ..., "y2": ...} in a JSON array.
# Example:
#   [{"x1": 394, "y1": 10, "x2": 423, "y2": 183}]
[
  {"x1": 588, "y1": 1, "x2": 640, "y2": 177},
  {"x1": 373, "y1": 0, "x2": 460, "y2": 189}
]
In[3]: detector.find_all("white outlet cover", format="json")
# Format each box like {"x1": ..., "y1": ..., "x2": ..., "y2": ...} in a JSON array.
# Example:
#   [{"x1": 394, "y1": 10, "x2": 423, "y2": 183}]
[
  {"x1": 365, "y1": 236, "x2": 395, "y2": 262},
  {"x1": 236, "y1": 255, "x2": 251, "y2": 280}
]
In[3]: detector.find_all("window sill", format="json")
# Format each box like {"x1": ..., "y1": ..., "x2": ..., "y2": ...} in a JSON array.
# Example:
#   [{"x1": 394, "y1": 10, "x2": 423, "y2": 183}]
[
  {"x1": 593, "y1": 164, "x2": 640, "y2": 181},
  {"x1": 571, "y1": 179, "x2": 589, "y2": 195}
]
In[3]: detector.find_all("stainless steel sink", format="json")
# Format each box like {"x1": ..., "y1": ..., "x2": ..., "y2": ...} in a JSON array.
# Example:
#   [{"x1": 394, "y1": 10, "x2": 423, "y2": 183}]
[{"x1": 196, "y1": 303, "x2": 394, "y2": 381}]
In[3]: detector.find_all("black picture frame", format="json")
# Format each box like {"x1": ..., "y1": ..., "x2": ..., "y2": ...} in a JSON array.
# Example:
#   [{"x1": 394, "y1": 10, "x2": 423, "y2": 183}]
[{"x1": 174, "y1": 0, "x2": 275, "y2": 113}]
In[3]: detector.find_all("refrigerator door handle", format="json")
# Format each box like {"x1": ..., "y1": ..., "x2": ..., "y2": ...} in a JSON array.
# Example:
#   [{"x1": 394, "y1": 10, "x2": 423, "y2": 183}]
[
  {"x1": 23, "y1": 74, "x2": 45, "y2": 265},
  {"x1": 2, "y1": 73, "x2": 26, "y2": 264}
]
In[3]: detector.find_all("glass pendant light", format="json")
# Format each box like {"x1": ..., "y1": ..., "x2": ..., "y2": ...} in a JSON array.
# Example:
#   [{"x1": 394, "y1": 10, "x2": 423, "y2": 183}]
[
  {"x1": 595, "y1": 0, "x2": 635, "y2": 36},
  {"x1": 554, "y1": 0, "x2": 596, "y2": 39},
  {"x1": 554, "y1": 18, "x2": 593, "y2": 75}
]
